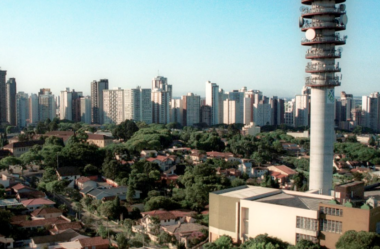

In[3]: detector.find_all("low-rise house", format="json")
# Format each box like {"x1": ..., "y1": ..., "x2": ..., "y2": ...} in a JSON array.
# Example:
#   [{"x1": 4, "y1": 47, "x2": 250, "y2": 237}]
[
  {"x1": 83, "y1": 186, "x2": 141, "y2": 201},
  {"x1": 12, "y1": 216, "x2": 71, "y2": 229},
  {"x1": 241, "y1": 122, "x2": 261, "y2": 136},
  {"x1": 0, "y1": 172, "x2": 16, "y2": 188},
  {"x1": 87, "y1": 134, "x2": 113, "y2": 148},
  {"x1": 0, "y1": 198, "x2": 23, "y2": 209},
  {"x1": 21, "y1": 198, "x2": 55, "y2": 211},
  {"x1": 75, "y1": 176, "x2": 98, "y2": 190},
  {"x1": 0, "y1": 234, "x2": 14, "y2": 249},
  {"x1": 31, "y1": 207, "x2": 63, "y2": 219},
  {"x1": 11, "y1": 183, "x2": 35, "y2": 194},
  {"x1": 56, "y1": 167, "x2": 81, "y2": 188},
  {"x1": 251, "y1": 167, "x2": 269, "y2": 178},
  {"x1": 167, "y1": 147, "x2": 191, "y2": 153},
  {"x1": 50, "y1": 222, "x2": 83, "y2": 235},
  {"x1": 140, "y1": 150, "x2": 158, "y2": 158},
  {"x1": 267, "y1": 165, "x2": 297, "y2": 188},
  {"x1": 146, "y1": 155, "x2": 177, "y2": 171},
  {"x1": 281, "y1": 143, "x2": 304, "y2": 156},
  {"x1": 43, "y1": 131, "x2": 74, "y2": 145},
  {"x1": 50, "y1": 236, "x2": 109, "y2": 249},
  {"x1": 16, "y1": 190, "x2": 46, "y2": 201},
  {"x1": 140, "y1": 210, "x2": 195, "y2": 232},
  {"x1": 162, "y1": 223, "x2": 208, "y2": 248},
  {"x1": 216, "y1": 168, "x2": 242, "y2": 178},
  {"x1": 3, "y1": 140, "x2": 44, "y2": 157},
  {"x1": 206, "y1": 151, "x2": 234, "y2": 160},
  {"x1": 189, "y1": 150, "x2": 207, "y2": 164},
  {"x1": 29, "y1": 229, "x2": 87, "y2": 249}
]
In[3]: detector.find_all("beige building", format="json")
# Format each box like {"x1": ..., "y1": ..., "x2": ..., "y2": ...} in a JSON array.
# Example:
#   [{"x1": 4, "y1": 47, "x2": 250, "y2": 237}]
[
  {"x1": 87, "y1": 134, "x2": 113, "y2": 148},
  {"x1": 103, "y1": 88, "x2": 124, "y2": 124},
  {"x1": 209, "y1": 185, "x2": 380, "y2": 249}
]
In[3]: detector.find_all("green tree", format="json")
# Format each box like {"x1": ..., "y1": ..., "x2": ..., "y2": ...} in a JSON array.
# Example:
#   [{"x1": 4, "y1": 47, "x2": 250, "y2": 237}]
[
  {"x1": 231, "y1": 178, "x2": 246, "y2": 187},
  {"x1": 126, "y1": 177, "x2": 136, "y2": 203},
  {"x1": 288, "y1": 239, "x2": 321, "y2": 249},
  {"x1": 112, "y1": 119, "x2": 139, "y2": 141},
  {"x1": 336, "y1": 230, "x2": 380, "y2": 249},
  {"x1": 0, "y1": 209, "x2": 13, "y2": 236},
  {"x1": 0, "y1": 156, "x2": 23, "y2": 170},
  {"x1": 204, "y1": 235, "x2": 234, "y2": 249},
  {"x1": 116, "y1": 233, "x2": 129, "y2": 249}
]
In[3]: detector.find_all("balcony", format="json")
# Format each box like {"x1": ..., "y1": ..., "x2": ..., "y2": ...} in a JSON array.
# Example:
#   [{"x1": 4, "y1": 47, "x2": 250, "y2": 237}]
[
  {"x1": 301, "y1": 35, "x2": 347, "y2": 46},
  {"x1": 305, "y1": 63, "x2": 341, "y2": 73},
  {"x1": 301, "y1": 21, "x2": 346, "y2": 32},
  {"x1": 305, "y1": 76, "x2": 341, "y2": 87},
  {"x1": 301, "y1": 0, "x2": 346, "y2": 5},
  {"x1": 301, "y1": 6, "x2": 346, "y2": 18},
  {"x1": 305, "y1": 49, "x2": 341, "y2": 59}
]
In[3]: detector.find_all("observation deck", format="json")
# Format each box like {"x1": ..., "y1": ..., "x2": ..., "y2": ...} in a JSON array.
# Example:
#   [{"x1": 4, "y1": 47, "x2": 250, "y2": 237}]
[
  {"x1": 305, "y1": 63, "x2": 341, "y2": 73},
  {"x1": 305, "y1": 76, "x2": 341, "y2": 88},
  {"x1": 301, "y1": 6, "x2": 346, "y2": 18},
  {"x1": 301, "y1": 0, "x2": 346, "y2": 5},
  {"x1": 301, "y1": 36, "x2": 347, "y2": 46},
  {"x1": 305, "y1": 49, "x2": 341, "y2": 59}
]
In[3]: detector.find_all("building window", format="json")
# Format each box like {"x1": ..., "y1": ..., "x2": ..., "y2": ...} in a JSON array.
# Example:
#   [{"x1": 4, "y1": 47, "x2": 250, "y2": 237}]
[
  {"x1": 320, "y1": 206, "x2": 343, "y2": 216},
  {"x1": 320, "y1": 219, "x2": 342, "y2": 234},
  {"x1": 296, "y1": 216, "x2": 318, "y2": 231},
  {"x1": 296, "y1": 233, "x2": 318, "y2": 244}
]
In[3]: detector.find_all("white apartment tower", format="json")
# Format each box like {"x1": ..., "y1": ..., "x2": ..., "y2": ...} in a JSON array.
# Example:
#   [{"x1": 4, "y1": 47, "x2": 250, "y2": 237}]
[
  {"x1": 182, "y1": 93, "x2": 200, "y2": 126},
  {"x1": 103, "y1": 88, "x2": 124, "y2": 124},
  {"x1": 80, "y1": 96, "x2": 92, "y2": 124},
  {"x1": 362, "y1": 92, "x2": 380, "y2": 132},
  {"x1": 205, "y1": 81, "x2": 219, "y2": 125},
  {"x1": 223, "y1": 99, "x2": 237, "y2": 125},
  {"x1": 16, "y1": 92, "x2": 29, "y2": 128},
  {"x1": 38, "y1": 89, "x2": 56, "y2": 122},
  {"x1": 152, "y1": 89, "x2": 170, "y2": 124},
  {"x1": 170, "y1": 99, "x2": 182, "y2": 124},
  {"x1": 29, "y1": 94, "x2": 39, "y2": 124},
  {"x1": 124, "y1": 87, "x2": 152, "y2": 124},
  {"x1": 253, "y1": 99, "x2": 271, "y2": 127}
]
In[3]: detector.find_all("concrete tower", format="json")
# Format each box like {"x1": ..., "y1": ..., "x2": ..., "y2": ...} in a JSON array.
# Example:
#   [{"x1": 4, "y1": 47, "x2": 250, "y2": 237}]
[{"x1": 300, "y1": 0, "x2": 347, "y2": 194}]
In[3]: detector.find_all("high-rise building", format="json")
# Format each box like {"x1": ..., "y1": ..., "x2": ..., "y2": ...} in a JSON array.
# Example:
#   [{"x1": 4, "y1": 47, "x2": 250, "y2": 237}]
[
  {"x1": 253, "y1": 99, "x2": 271, "y2": 126},
  {"x1": 362, "y1": 92, "x2": 380, "y2": 132},
  {"x1": 80, "y1": 96, "x2": 92, "y2": 124},
  {"x1": 103, "y1": 88, "x2": 124, "y2": 124},
  {"x1": 124, "y1": 87, "x2": 152, "y2": 124},
  {"x1": 152, "y1": 76, "x2": 172, "y2": 102},
  {"x1": 205, "y1": 81, "x2": 219, "y2": 125},
  {"x1": 181, "y1": 93, "x2": 200, "y2": 126},
  {"x1": 218, "y1": 89, "x2": 228, "y2": 124},
  {"x1": 38, "y1": 88, "x2": 56, "y2": 122},
  {"x1": 285, "y1": 99, "x2": 295, "y2": 127},
  {"x1": 223, "y1": 99, "x2": 237, "y2": 125},
  {"x1": 60, "y1": 88, "x2": 83, "y2": 121},
  {"x1": 170, "y1": 99, "x2": 182, "y2": 125},
  {"x1": 294, "y1": 87, "x2": 310, "y2": 127},
  {"x1": 227, "y1": 90, "x2": 245, "y2": 124},
  {"x1": 91, "y1": 79, "x2": 109, "y2": 124},
  {"x1": 152, "y1": 89, "x2": 170, "y2": 124},
  {"x1": 200, "y1": 105, "x2": 212, "y2": 126},
  {"x1": 6, "y1": 78, "x2": 17, "y2": 125},
  {"x1": 300, "y1": 0, "x2": 347, "y2": 194},
  {"x1": 0, "y1": 70, "x2": 7, "y2": 123},
  {"x1": 245, "y1": 90, "x2": 262, "y2": 122},
  {"x1": 335, "y1": 91, "x2": 355, "y2": 129},
  {"x1": 16, "y1": 92, "x2": 29, "y2": 128},
  {"x1": 270, "y1": 96, "x2": 285, "y2": 126},
  {"x1": 29, "y1": 94, "x2": 39, "y2": 124}
]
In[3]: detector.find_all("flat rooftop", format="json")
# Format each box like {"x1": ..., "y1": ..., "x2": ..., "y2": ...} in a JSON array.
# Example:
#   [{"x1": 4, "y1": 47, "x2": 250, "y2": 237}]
[
  {"x1": 255, "y1": 192, "x2": 332, "y2": 211},
  {"x1": 219, "y1": 186, "x2": 280, "y2": 199}
]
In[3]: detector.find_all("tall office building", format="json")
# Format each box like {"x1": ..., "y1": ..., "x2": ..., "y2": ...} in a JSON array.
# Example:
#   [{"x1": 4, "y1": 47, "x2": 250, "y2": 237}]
[
  {"x1": 152, "y1": 89, "x2": 170, "y2": 124},
  {"x1": 29, "y1": 94, "x2": 39, "y2": 124},
  {"x1": 124, "y1": 87, "x2": 152, "y2": 124},
  {"x1": 91, "y1": 79, "x2": 109, "y2": 124},
  {"x1": 38, "y1": 88, "x2": 56, "y2": 122},
  {"x1": 0, "y1": 70, "x2": 7, "y2": 123},
  {"x1": 300, "y1": 0, "x2": 347, "y2": 194},
  {"x1": 16, "y1": 92, "x2": 29, "y2": 128},
  {"x1": 182, "y1": 93, "x2": 200, "y2": 126},
  {"x1": 6, "y1": 78, "x2": 17, "y2": 125},
  {"x1": 80, "y1": 96, "x2": 92, "y2": 124},
  {"x1": 362, "y1": 92, "x2": 380, "y2": 132},
  {"x1": 103, "y1": 88, "x2": 124, "y2": 124},
  {"x1": 60, "y1": 88, "x2": 83, "y2": 121},
  {"x1": 205, "y1": 81, "x2": 219, "y2": 125}
]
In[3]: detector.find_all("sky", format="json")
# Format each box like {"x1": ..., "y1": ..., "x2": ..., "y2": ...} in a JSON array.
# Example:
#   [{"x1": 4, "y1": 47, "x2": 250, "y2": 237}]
[{"x1": 1, "y1": 0, "x2": 379, "y2": 99}]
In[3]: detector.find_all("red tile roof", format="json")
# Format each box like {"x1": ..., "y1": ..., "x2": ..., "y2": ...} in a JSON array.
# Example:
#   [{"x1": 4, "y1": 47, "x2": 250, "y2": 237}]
[
  {"x1": 270, "y1": 165, "x2": 297, "y2": 175},
  {"x1": 21, "y1": 198, "x2": 55, "y2": 207},
  {"x1": 206, "y1": 151, "x2": 234, "y2": 158},
  {"x1": 13, "y1": 217, "x2": 70, "y2": 228},
  {"x1": 31, "y1": 207, "x2": 62, "y2": 217},
  {"x1": 51, "y1": 222, "x2": 83, "y2": 232},
  {"x1": 78, "y1": 237, "x2": 109, "y2": 247},
  {"x1": 142, "y1": 210, "x2": 194, "y2": 221},
  {"x1": 146, "y1": 155, "x2": 174, "y2": 163},
  {"x1": 76, "y1": 176, "x2": 91, "y2": 184}
]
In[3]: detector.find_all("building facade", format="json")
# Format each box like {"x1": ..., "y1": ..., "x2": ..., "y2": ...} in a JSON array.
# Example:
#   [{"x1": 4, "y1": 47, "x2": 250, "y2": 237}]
[
  {"x1": 6, "y1": 78, "x2": 17, "y2": 125},
  {"x1": 38, "y1": 89, "x2": 56, "y2": 122},
  {"x1": 91, "y1": 79, "x2": 109, "y2": 124},
  {"x1": 16, "y1": 92, "x2": 29, "y2": 128},
  {"x1": 0, "y1": 70, "x2": 6, "y2": 123},
  {"x1": 103, "y1": 88, "x2": 124, "y2": 124},
  {"x1": 124, "y1": 87, "x2": 152, "y2": 124}
]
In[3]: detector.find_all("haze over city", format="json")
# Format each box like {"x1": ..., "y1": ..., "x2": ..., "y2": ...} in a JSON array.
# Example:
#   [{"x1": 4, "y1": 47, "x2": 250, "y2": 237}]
[{"x1": 1, "y1": 0, "x2": 379, "y2": 98}]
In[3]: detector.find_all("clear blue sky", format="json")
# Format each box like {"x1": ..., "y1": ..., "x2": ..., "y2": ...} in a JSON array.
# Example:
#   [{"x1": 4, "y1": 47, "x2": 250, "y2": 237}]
[{"x1": 1, "y1": 0, "x2": 379, "y2": 99}]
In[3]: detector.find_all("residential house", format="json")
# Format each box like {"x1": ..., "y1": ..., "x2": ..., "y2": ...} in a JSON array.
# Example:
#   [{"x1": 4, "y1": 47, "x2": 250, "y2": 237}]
[
  {"x1": 162, "y1": 223, "x2": 208, "y2": 248},
  {"x1": 281, "y1": 142, "x2": 304, "y2": 156},
  {"x1": 16, "y1": 190, "x2": 46, "y2": 201},
  {"x1": 83, "y1": 186, "x2": 141, "y2": 201},
  {"x1": 3, "y1": 140, "x2": 44, "y2": 157},
  {"x1": 139, "y1": 210, "x2": 195, "y2": 233},
  {"x1": 167, "y1": 147, "x2": 191, "y2": 154},
  {"x1": 43, "y1": 131, "x2": 74, "y2": 145},
  {"x1": 29, "y1": 229, "x2": 87, "y2": 249},
  {"x1": 75, "y1": 176, "x2": 98, "y2": 190},
  {"x1": 267, "y1": 165, "x2": 297, "y2": 188},
  {"x1": 50, "y1": 222, "x2": 84, "y2": 235},
  {"x1": 12, "y1": 216, "x2": 71, "y2": 229},
  {"x1": 146, "y1": 155, "x2": 177, "y2": 171},
  {"x1": 140, "y1": 150, "x2": 158, "y2": 158},
  {"x1": 87, "y1": 134, "x2": 113, "y2": 148},
  {"x1": 50, "y1": 237, "x2": 109, "y2": 249},
  {"x1": 206, "y1": 151, "x2": 234, "y2": 160},
  {"x1": 189, "y1": 150, "x2": 207, "y2": 164},
  {"x1": 0, "y1": 172, "x2": 16, "y2": 188},
  {"x1": 11, "y1": 183, "x2": 35, "y2": 194},
  {"x1": 251, "y1": 167, "x2": 269, "y2": 178},
  {"x1": 0, "y1": 234, "x2": 14, "y2": 249},
  {"x1": 56, "y1": 167, "x2": 81, "y2": 188},
  {"x1": 0, "y1": 198, "x2": 23, "y2": 209},
  {"x1": 31, "y1": 207, "x2": 63, "y2": 219},
  {"x1": 21, "y1": 198, "x2": 55, "y2": 211}
]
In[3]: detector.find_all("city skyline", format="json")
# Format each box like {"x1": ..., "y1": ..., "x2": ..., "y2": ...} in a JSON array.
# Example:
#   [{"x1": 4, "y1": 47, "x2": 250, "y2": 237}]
[{"x1": 1, "y1": 0, "x2": 379, "y2": 98}]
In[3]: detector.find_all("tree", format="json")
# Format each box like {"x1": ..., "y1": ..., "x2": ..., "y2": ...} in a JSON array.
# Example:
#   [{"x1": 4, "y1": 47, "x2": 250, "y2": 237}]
[
  {"x1": 72, "y1": 201, "x2": 83, "y2": 219},
  {"x1": 204, "y1": 235, "x2": 234, "y2": 249},
  {"x1": 126, "y1": 177, "x2": 136, "y2": 203},
  {"x1": 288, "y1": 239, "x2": 321, "y2": 249},
  {"x1": 369, "y1": 136, "x2": 376, "y2": 146},
  {"x1": 231, "y1": 178, "x2": 246, "y2": 188},
  {"x1": 116, "y1": 233, "x2": 129, "y2": 249},
  {"x1": 97, "y1": 224, "x2": 108, "y2": 239},
  {"x1": 0, "y1": 156, "x2": 23, "y2": 170},
  {"x1": 336, "y1": 230, "x2": 380, "y2": 249},
  {"x1": 144, "y1": 196, "x2": 180, "y2": 211},
  {"x1": 158, "y1": 231, "x2": 174, "y2": 245},
  {"x1": 0, "y1": 209, "x2": 13, "y2": 236},
  {"x1": 45, "y1": 180, "x2": 66, "y2": 196},
  {"x1": 112, "y1": 119, "x2": 139, "y2": 141}
]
